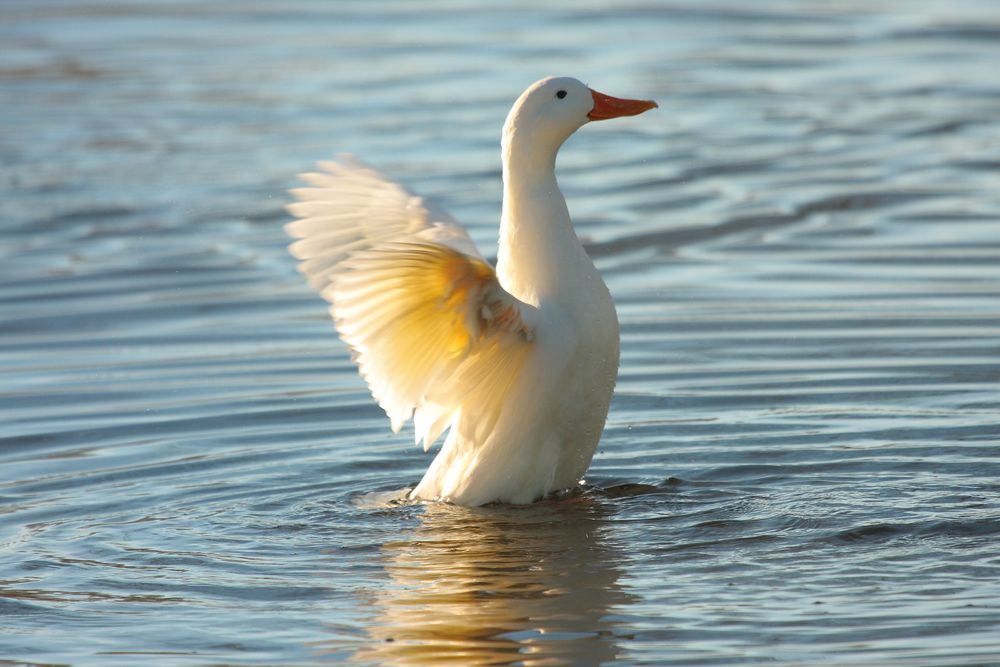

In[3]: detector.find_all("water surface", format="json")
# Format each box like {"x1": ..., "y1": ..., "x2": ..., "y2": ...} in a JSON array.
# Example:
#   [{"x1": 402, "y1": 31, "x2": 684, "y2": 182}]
[{"x1": 2, "y1": 1, "x2": 1000, "y2": 665}]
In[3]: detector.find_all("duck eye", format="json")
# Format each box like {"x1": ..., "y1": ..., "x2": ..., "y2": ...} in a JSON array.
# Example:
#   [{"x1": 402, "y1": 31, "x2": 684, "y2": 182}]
[{"x1": 556, "y1": 90, "x2": 567, "y2": 99}]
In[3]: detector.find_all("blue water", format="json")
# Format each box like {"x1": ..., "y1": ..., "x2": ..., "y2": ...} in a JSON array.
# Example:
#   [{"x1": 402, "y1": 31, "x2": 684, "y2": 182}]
[{"x1": 2, "y1": 1, "x2": 1000, "y2": 665}]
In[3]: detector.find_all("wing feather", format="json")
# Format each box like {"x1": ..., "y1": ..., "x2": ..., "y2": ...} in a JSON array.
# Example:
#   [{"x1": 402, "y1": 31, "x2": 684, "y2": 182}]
[{"x1": 286, "y1": 156, "x2": 535, "y2": 450}]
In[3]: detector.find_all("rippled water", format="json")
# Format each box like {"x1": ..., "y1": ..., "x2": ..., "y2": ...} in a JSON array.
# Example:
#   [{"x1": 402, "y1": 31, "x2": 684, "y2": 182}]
[{"x1": 3, "y1": 1, "x2": 1000, "y2": 665}]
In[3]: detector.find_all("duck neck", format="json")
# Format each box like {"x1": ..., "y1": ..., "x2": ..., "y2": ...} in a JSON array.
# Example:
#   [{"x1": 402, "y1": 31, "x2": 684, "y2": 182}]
[{"x1": 497, "y1": 129, "x2": 587, "y2": 303}]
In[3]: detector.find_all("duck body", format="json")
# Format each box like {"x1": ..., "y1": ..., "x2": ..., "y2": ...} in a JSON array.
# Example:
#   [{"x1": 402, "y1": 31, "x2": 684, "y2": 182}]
[
  {"x1": 413, "y1": 202, "x2": 620, "y2": 505},
  {"x1": 286, "y1": 76, "x2": 655, "y2": 506}
]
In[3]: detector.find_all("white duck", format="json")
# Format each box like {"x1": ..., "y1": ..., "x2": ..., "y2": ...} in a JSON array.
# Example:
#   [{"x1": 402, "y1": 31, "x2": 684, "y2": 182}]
[{"x1": 286, "y1": 76, "x2": 657, "y2": 506}]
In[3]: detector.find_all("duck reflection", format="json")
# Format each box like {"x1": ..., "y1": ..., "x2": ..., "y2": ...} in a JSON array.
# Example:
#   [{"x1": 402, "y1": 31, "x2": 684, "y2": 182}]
[{"x1": 354, "y1": 497, "x2": 633, "y2": 666}]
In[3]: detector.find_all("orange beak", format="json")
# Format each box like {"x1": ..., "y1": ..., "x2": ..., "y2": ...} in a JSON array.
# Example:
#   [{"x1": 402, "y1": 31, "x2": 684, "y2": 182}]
[{"x1": 587, "y1": 88, "x2": 658, "y2": 121}]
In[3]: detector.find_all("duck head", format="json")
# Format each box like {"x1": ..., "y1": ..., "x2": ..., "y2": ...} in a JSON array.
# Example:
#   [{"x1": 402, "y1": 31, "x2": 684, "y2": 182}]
[{"x1": 502, "y1": 76, "x2": 658, "y2": 158}]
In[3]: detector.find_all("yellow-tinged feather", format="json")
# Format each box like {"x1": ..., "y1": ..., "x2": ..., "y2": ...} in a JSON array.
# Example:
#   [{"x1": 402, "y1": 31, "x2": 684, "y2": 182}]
[
  {"x1": 330, "y1": 242, "x2": 533, "y2": 447},
  {"x1": 286, "y1": 156, "x2": 536, "y2": 454}
]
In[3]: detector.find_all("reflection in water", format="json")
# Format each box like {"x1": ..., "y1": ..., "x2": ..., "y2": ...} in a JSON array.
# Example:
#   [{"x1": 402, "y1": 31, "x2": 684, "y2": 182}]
[{"x1": 352, "y1": 499, "x2": 633, "y2": 666}]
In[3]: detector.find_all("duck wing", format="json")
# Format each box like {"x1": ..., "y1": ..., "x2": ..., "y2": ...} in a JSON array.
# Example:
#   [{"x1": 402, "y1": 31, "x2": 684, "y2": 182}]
[{"x1": 286, "y1": 156, "x2": 536, "y2": 450}]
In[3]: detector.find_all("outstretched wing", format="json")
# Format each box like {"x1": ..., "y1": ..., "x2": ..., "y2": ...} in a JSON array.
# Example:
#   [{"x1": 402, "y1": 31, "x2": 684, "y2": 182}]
[{"x1": 285, "y1": 156, "x2": 536, "y2": 450}]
